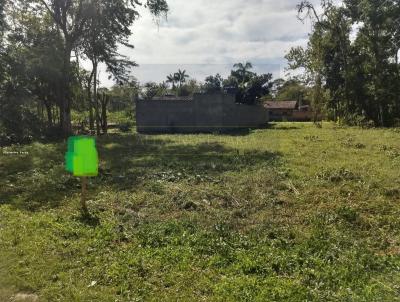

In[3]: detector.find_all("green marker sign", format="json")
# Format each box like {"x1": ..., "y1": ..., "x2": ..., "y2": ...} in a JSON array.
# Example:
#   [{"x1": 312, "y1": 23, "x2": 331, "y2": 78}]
[
  {"x1": 65, "y1": 136, "x2": 98, "y2": 177},
  {"x1": 65, "y1": 136, "x2": 98, "y2": 214}
]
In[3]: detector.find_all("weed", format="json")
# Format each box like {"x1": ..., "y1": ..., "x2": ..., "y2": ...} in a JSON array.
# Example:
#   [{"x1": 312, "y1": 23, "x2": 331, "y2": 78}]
[{"x1": 316, "y1": 167, "x2": 361, "y2": 182}]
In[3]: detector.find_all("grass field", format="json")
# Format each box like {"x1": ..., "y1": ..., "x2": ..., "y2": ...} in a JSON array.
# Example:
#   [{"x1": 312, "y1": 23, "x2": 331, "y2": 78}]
[{"x1": 1, "y1": 122, "x2": 400, "y2": 301}]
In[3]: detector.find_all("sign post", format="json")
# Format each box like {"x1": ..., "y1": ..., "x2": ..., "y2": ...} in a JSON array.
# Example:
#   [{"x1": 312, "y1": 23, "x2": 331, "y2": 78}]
[{"x1": 65, "y1": 136, "x2": 99, "y2": 213}]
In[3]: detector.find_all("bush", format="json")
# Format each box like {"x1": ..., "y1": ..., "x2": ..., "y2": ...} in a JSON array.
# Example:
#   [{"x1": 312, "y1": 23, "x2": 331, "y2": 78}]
[
  {"x1": 392, "y1": 118, "x2": 400, "y2": 128},
  {"x1": 118, "y1": 122, "x2": 132, "y2": 132},
  {"x1": 340, "y1": 113, "x2": 375, "y2": 128},
  {"x1": 0, "y1": 105, "x2": 44, "y2": 145}
]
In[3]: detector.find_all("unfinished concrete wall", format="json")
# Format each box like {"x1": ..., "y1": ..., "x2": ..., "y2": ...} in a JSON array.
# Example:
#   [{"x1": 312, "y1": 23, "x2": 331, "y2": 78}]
[{"x1": 136, "y1": 93, "x2": 268, "y2": 133}]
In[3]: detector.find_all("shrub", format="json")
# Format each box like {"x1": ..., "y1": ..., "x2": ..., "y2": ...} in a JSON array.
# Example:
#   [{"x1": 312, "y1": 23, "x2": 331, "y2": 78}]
[
  {"x1": 0, "y1": 105, "x2": 45, "y2": 144},
  {"x1": 118, "y1": 122, "x2": 132, "y2": 132},
  {"x1": 340, "y1": 113, "x2": 375, "y2": 128}
]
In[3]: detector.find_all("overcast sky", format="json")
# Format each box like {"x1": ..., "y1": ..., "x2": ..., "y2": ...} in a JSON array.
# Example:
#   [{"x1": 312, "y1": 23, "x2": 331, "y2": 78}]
[{"x1": 93, "y1": 0, "x2": 317, "y2": 87}]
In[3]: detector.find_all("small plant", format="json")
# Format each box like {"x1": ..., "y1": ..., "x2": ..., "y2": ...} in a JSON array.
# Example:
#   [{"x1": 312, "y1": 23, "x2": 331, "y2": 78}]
[
  {"x1": 304, "y1": 135, "x2": 319, "y2": 142},
  {"x1": 341, "y1": 137, "x2": 366, "y2": 149},
  {"x1": 379, "y1": 145, "x2": 400, "y2": 159},
  {"x1": 316, "y1": 167, "x2": 360, "y2": 182},
  {"x1": 336, "y1": 206, "x2": 360, "y2": 224}
]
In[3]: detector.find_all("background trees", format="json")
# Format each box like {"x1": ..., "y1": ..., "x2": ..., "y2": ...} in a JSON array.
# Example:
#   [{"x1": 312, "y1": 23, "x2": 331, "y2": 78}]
[
  {"x1": 141, "y1": 82, "x2": 168, "y2": 100},
  {"x1": 231, "y1": 62, "x2": 255, "y2": 85},
  {"x1": 0, "y1": 0, "x2": 168, "y2": 142},
  {"x1": 271, "y1": 79, "x2": 309, "y2": 104},
  {"x1": 174, "y1": 69, "x2": 189, "y2": 88},
  {"x1": 204, "y1": 74, "x2": 223, "y2": 93},
  {"x1": 166, "y1": 74, "x2": 177, "y2": 89},
  {"x1": 287, "y1": 0, "x2": 400, "y2": 126},
  {"x1": 223, "y1": 63, "x2": 273, "y2": 104}
]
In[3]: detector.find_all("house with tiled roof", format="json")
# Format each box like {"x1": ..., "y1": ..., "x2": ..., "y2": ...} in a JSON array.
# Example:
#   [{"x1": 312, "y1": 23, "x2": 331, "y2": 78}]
[{"x1": 264, "y1": 100, "x2": 314, "y2": 121}]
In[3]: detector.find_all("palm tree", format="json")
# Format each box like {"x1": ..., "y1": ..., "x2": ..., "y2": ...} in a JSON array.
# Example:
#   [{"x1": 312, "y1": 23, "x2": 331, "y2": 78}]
[
  {"x1": 174, "y1": 69, "x2": 189, "y2": 87},
  {"x1": 166, "y1": 73, "x2": 177, "y2": 89},
  {"x1": 232, "y1": 62, "x2": 254, "y2": 84}
]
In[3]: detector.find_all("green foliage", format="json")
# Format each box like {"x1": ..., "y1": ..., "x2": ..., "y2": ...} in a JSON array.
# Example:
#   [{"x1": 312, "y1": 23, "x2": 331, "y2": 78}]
[
  {"x1": 287, "y1": 0, "x2": 400, "y2": 126},
  {"x1": 238, "y1": 73, "x2": 273, "y2": 104},
  {"x1": 274, "y1": 79, "x2": 310, "y2": 104},
  {"x1": 204, "y1": 74, "x2": 223, "y2": 93},
  {"x1": 81, "y1": 0, "x2": 142, "y2": 83},
  {"x1": 0, "y1": 0, "x2": 169, "y2": 138},
  {"x1": 222, "y1": 62, "x2": 273, "y2": 104},
  {"x1": 140, "y1": 82, "x2": 168, "y2": 100},
  {"x1": 166, "y1": 73, "x2": 177, "y2": 88},
  {"x1": 107, "y1": 80, "x2": 139, "y2": 113},
  {"x1": 174, "y1": 69, "x2": 189, "y2": 87},
  {"x1": 0, "y1": 32, "x2": 50, "y2": 142}
]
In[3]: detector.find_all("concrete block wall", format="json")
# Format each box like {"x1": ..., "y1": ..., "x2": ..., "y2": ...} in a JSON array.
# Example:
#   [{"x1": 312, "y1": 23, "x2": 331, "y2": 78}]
[{"x1": 136, "y1": 93, "x2": 268, "y2": 133}]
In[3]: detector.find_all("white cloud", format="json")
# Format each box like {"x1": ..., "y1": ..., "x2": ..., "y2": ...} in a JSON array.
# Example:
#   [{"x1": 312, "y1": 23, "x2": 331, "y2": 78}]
[{"x1": 98, "y1": 0, "x2": 317, "y2": 87}]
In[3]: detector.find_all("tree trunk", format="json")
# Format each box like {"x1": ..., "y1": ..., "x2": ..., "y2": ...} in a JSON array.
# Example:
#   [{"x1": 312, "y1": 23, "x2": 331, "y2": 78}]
[
  {"x1": 44, "y1": 97, "x2": 53, "y2": 127},
  {"x1": 87, "y1": 71, "x2": 95, "y2": 133},
  {"x1": 313, "y1": 74, "x2": 323, "y2": 124},
  {"x1": 60, "y1": 45, "x2": 73, "y2": 136},
  {"x1": 89, "y1": 93, "x2": 95, "y2": 133},
  {"x1": 92, "y1": 60, "x2": 100, "y2": 136},
  {"x1": 100, "y1": 93, "x2": 109, "y2": 133},
  {"x1": 52, "y1": 105, "x2": 56, "y2": 125},
  {"x1": 38, "y1": 100, "x2": 45, "y2": 121}
]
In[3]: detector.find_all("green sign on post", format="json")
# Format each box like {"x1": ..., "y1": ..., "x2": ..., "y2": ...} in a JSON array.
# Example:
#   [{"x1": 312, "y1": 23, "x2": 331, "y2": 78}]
[
  {"x1": 65, "y1": 136, "x2": 98, "y2": 213},
  {"x1": 65, "y1": 136, "x2": 98, "y2": 177}
]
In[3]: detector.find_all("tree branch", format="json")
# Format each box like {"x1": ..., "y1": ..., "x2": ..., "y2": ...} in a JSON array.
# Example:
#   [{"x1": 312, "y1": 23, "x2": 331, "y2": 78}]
[
  {"x1": 38, "y1": 0, "x2": 58, "y2": 25},
  {"x1": 297, "y1": 1, "x2": 321, "y2": 23}
]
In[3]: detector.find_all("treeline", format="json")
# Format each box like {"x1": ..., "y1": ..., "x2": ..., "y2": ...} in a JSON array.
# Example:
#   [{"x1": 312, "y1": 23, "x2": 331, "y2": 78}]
[
  {"x1": 0, "y1": 0, "x2": 168, "y2": 144},
  {"x1": 142, "y1": 63, "x2": 275, "y2": 105},
  {"x1": 287, "y1": 0, "x2": 400, "y2": 127}
]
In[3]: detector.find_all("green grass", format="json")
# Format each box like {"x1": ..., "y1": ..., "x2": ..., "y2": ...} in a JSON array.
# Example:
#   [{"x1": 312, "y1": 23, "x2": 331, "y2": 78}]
[
  {"x1": 1, "y1": 122, "x2": 400, "y2": 301},
  {"x1": 71, "y1": 110, "x2": 134, "y2": 126}
]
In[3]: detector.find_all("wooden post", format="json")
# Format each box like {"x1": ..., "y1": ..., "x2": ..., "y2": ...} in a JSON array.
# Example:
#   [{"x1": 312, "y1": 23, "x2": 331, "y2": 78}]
[{"x1": 81, "y1": 177, "x2": 88, "y2": 213}]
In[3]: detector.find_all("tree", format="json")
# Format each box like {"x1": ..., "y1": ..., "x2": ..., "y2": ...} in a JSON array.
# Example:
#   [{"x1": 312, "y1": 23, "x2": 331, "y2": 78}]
[
  {"x1": 108, "y1": 79, "x2": 139, "y2": 112},
  {"x1": 141, "y1": 82, "x2": 167, "y2": 100},
  {"x1": 224, "y1": 62, "x2": 273, "y2": 104},
  {"x1": 223, "y1": 75, "x2": 239, "y2": 90},
  {"x1": 174, "y1": 69, "x2": 189, "y2": 87},
  {"x1": 97, "y1": 88, "x2": 109, "y2": 133},
  {"x1": 28, "y1": 0, "x2": 91, "y2": 136},
  {"x1": 275, "y1": 79, "x2": 309, "y2": 104},
  {"x1": 270, "y1": 78, "x2": 285, "y2": 98},
  {"x1": 344, "y1": 0, "x2": 400, "y2": 126},
  {"x1": 26, "y1": 16, "x2": 64, "y2": 129},
  {"x1": 232, "y1": 62, "x2": 255, "y2": 84},
  {"x1": 0, "y1": 0, "x2": 6, "y2": 47},
  {"x1": 287, "y1": 0, "x2": 400, "y2": 126},
  {"x1": 0, "y1": 3, "x2": 68, "y2": 141},
  {"x1": 166, "y1": 73, "x2": 177, "y2": 89},
  {"x1": 204, "y1": 74, "x2": 223, "y2": 93},
  {"x1": 286, "y1": 1, "x2": 345, "y2": 124},
  {"x1": 176, "y1": 79, "x2": 202, "y2": 96},
  {"x1": 80, "y1": 0, "x2": 141, "y2": 135},
  {"x1": 32, "y1": 0, "x2": 168, "y2": 136},
  {"x1": 239, "y1": 73, "x2": 273, "y2": 104}
]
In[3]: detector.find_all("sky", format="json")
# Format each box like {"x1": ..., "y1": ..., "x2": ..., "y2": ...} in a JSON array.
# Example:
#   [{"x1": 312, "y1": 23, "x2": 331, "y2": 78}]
[{"x1": 93, "y1": 0, "x2": 318, "y2": 87}]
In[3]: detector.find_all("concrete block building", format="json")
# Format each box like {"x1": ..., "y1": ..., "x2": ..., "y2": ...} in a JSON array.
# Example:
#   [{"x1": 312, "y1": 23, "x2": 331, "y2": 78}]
[{"x1": 136, "y1": 92, "x2": 269, "y2": 133}]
